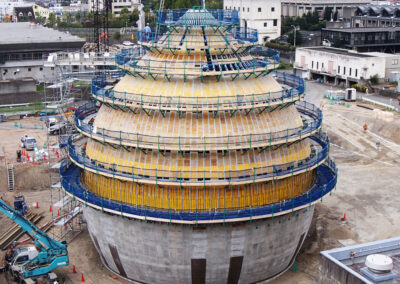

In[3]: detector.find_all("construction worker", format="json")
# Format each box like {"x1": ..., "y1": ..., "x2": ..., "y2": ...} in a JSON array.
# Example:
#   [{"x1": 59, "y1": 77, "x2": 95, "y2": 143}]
[
  {"x1": 144, "y1": 23, "x2": 151, "y2": 42},
  {"x1": 376, "y1": 139, "x2": 381, "y2": 151}
]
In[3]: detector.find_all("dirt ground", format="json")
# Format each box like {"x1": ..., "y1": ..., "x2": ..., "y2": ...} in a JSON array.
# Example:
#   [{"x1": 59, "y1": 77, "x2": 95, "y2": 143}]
[{"x1": 0, "y1": 96, "x2": 400, "y2": 283}]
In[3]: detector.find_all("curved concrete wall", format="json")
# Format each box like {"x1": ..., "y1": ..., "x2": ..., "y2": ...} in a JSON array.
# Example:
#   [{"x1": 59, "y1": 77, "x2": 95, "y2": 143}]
[{"x1": 84, "y1": 205, "x2": 314, "y2": 284}]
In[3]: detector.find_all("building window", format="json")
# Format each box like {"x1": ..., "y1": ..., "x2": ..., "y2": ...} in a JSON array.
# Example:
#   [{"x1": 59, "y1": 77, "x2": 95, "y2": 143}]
[
  {"x1": 349, "y1": 68, "x2": 352, "y2": 76},
  {"x1": 40, "y1": 67, "x2": 43, "y2": 71},
  {"x1": 264, "y1": 22, "x2": 267, "y2": 27},
  {"x1": 248, "y1": 8, "x2": 249, "y2": 12},
  {"x1": 355, "y1": 69, "x2": 358, "y2": 77},
  {"x1": 271, "y1": 7, "x2": 275, "y2": 12},
  {"x1": 393, "y1": 59, "x2": 398, "y2": 65},
  {"x1": 28, "y1": 68, "x2": 31, "y2": 71},
  {"x1": 312, "y1": 61, "x2": 314, "y2": 68},
  {"x1": 322, "y1": 63, "x2": 324, "y2": 69},
  {"x1": 258, "y1": 7, "x2": 261, "y2": 12},
  {"x1": 243, "y1": 7, "x2": 244, "y2": 11},
  {"x1": 51, "y1": 67, "x2": 54, "y2": 70},
  {"x1": 273, "y1": 19, "x2": 278, "y2": 26},
  {"x1": 338, "y1": 66, "x2": 340, "y2": 73},
  {"x1": 317, "y1": 62, "x2": 319, "y2": 69},
  {"x1": 343, "y1": 67, "x2": 346, "y2": 75}
]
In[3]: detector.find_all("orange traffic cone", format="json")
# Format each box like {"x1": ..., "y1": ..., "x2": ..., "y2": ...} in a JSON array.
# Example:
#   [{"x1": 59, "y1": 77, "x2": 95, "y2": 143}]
[
  {"x1": 57, "y1": 210, "x2": 60, "y2": 217},
  {"x1": 49, "y1": 205, "x2": 52, "y2": 212},
  {"x1": 81, "y1": 273, "x2": 85, "y2": 282},
  {"x1": 73, "y1": 265, "x2": 77, "y2": 273},
  {"x1": 36, "y1": 202, "x2": 39, "y2": 209},
  {"x1": 342, "y1": 213, "x2": 347, "y2": 221},
  {"x1": 113, "y1": 276, "x2": 119, "y2": 280}
]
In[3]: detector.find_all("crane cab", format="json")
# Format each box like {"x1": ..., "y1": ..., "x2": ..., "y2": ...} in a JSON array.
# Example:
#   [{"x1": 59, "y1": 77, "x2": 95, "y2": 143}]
[{"x1": 8, "y1": 246, "x2": 39, "y2": 277}]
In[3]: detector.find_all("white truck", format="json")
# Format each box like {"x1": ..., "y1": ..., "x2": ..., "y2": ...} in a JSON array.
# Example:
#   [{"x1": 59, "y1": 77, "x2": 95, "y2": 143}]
[
  {"x1": 46, "y1": 118, "x2": 67, "y2": 135},
  {"x1": 20, "y1": 136, "x2": 37, "y2": 151}
]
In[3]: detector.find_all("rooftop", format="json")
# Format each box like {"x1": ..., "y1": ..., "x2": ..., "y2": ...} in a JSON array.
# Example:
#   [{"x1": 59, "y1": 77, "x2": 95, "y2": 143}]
[
  {"x1": 322, "y1": 27, "x2": 400, "y2": 33},
  {"x1": 0, "y1": 22, "x2": 85, "y2": 46},
  {"x1": 300, "y1": 47, "x2": 374, "y2": 58},
  {"x1": 321, "y1": 237, "x2": 400, "y2": 284}
]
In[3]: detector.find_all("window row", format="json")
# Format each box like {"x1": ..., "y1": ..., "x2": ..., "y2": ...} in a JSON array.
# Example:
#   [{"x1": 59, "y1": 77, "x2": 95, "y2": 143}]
[{"x1": 226, "y1": 6, "x2": 275, "y2": 13}]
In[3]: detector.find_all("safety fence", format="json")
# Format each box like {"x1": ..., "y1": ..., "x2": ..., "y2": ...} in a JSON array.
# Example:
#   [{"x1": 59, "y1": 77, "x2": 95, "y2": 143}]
[
  {"x1": 91, "y1": 71, "x2": 303, "y2": 112},
  {"x1": 156, "y1": 9, "x2": 240, "y2": 27},
  {"x1": 137, "y1": 26, "x2": 258, "y2": 49},
  {"x1": 60, "y1": 158, "x2": 337, "y2": 223},
  {"x1": 114, "y1": 53, "x2": 279, "y2": 79},
  {"x1": 74, "y1": 100, "x2": 322, "y2": 151},
  {"x1": 67, "y1": 132, "x2": 329, "y2": 186}
]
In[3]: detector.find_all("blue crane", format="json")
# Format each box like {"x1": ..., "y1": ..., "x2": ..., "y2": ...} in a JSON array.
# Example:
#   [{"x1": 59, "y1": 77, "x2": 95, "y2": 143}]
[{"x1": 0, "y1": 198, "x2": 69, "y2": 281}]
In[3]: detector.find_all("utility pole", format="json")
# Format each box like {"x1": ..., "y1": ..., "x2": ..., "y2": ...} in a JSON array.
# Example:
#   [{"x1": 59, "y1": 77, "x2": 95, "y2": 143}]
[{"x1": 291, "y1": 25, "x2": 297, "y2": 47}]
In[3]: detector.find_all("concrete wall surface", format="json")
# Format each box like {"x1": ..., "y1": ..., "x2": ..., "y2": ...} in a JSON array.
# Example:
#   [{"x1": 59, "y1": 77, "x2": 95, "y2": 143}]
[
  {"x1": 319, "y1": 255, "x2": 364, "y2": 284},
  {"x1": 0, "y1": 79, "x2": 36, "y2": 95},
  {"x1": 84, "y1": 206, "x2": 315, "y2": 284}
]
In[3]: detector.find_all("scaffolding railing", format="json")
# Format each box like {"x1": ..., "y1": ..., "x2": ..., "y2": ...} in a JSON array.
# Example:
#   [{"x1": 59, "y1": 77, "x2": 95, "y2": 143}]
[
  {"x1": 137, "y1": 26, "x2": 258, "y2": 50},
  {"x1": 60, "y1": 158, "x2": 337, "y2": 223},
  {"x1": 75, "y1": 101, "x2": 321, "y2": 151},
  {"x1": 156, "y1": 9, "x2": 240, "y2": 27},
  {"x1": 67, "y1": 132, "x2": 329, "y2": 186},
  {"x1": 115, "y1": 52, "x2": 279, "y2": 79},
  {"x1": 91, "y1": 71, "x2": 302, "y2": 112}
]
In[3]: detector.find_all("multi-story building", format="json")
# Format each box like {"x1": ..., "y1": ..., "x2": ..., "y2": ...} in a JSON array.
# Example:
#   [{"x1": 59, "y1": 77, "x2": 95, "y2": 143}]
[
  {"x1": 0, "y1": 0, "x2": 27, "y2": 21},
  {"x1": 0, "y1": 22, "x2": 85, "y2": 82},
  {"x1": 281, "y1": 0, "x2": 371, "y2": 18},
  {"x1": 224, "y1": 0, "x2": 281, "y2": 43},
  {"x1": 294, "y1": 46, "x2": 400, "y2": 86},
  {"x1": 111, "y1": 0, "x2": 140, "y2": 15},
  {"x1": 89, "y1": 0, "x2": 140, "y2": 16},
  {"x1": 321, "y1": 26, "x2": 400, "y2": 53},
  {"x1": 326, "y1": 4, "x2": 400, "y2": 29}
]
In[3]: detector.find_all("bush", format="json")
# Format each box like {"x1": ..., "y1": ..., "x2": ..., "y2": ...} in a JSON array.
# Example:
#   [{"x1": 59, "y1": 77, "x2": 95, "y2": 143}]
[
  {"x1": 370, "y1": 74, "x2": 379, "y2": 85},
  {"x1": 361, "y1": 85, "x2": 368, "y2": 93},
  {"x1": 277, "y1": 61, "x2": 293, "y2": 70}
]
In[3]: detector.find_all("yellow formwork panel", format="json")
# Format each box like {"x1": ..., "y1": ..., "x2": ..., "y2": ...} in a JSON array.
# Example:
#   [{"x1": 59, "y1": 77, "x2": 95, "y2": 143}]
[
  {"x1": 84, "y1": 137, "x2": 311, "y2": 181},
  {"x1": 82, "y1": 170, "x2": 315, "y2": 212},
  {"x1": 113, "y1": 74, "x2": 282, "y2": 99}
]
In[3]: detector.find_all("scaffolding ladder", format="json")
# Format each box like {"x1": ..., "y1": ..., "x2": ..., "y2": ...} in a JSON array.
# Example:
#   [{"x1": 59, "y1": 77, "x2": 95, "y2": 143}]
[{"x1": 6, "y1": 163, "x2": 14, "y2": 191}]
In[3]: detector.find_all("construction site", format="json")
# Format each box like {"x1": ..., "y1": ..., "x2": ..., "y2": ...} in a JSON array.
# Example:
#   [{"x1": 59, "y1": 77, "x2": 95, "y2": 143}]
[{"x1": 0, "y1": 4, "x2": 400, "y2": 284}]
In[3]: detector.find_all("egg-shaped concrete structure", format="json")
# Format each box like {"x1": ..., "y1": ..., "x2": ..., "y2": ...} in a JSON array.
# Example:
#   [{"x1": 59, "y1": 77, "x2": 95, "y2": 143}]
[{"x1": 60, "y1": 8, "x2": 337, "y2": 283}]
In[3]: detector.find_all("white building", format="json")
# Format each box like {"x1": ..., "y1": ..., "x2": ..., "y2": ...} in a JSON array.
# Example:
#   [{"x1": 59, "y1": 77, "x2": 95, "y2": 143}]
[
  {"x1": 224, "y1": 0, "x2": 281, "y2": 43},
  {"x1": 281, "y1": 0, "x2": 371, "y2": 18},
  {"x1": 294, "y1": 46, "x2": 400, "y2": 86},
  {"x1": 0, "y1": 0, "x2": 29, "y2": 21},
  {"x1": 89, "y1": 0, "x2": 140, "y2": 16}
]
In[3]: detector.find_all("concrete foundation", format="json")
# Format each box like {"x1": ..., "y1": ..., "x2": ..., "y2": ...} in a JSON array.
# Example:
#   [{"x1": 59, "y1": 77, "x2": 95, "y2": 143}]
[{"x1": 84, "y1": 205, "x2": 315, "y2": 284}]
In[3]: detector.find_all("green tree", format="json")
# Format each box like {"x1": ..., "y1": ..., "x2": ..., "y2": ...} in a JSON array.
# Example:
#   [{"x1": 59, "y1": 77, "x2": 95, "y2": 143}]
[
  {"x1": 75, "y1": 12, "x2": 81, "y2": 22},
  {"x1": 323, "y1": 7, "x2": 333, "y2": 21},
  {"x1": 47, "y1": 13, "x2": 57, "y2": 27},
  {"x1": 287, "y1": 31, "x2": 303, "y2": 46}
]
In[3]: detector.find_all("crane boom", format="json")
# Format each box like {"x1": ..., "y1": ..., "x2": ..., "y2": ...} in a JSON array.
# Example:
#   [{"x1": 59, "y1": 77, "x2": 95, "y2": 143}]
[{"x1": 0, "y1": 199, "x2": 68, "y2": 279}]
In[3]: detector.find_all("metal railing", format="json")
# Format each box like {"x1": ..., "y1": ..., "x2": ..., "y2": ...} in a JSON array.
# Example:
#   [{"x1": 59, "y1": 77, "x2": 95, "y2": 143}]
[
  {"x1": 60, "y1": 158, "x2": 337, "y2": 223},
  {"x1": 137, "y1": 26, "x2": 258, "y2": 48},
  {"x1": 74, "y1": 100, "x2": 322, "y2": 151},
  {"x1": 91, "y1": 71, "x2": 303, "y2": 112},
  {"x1": 156, "y1": 9, "x2": 239, "y2": 27},
  {"x1": 67, "y1": 132, "x2": 330, "y2": 186},
  {"x1": 114, "y1": 53, "x2": 279, "y2": 78}
]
